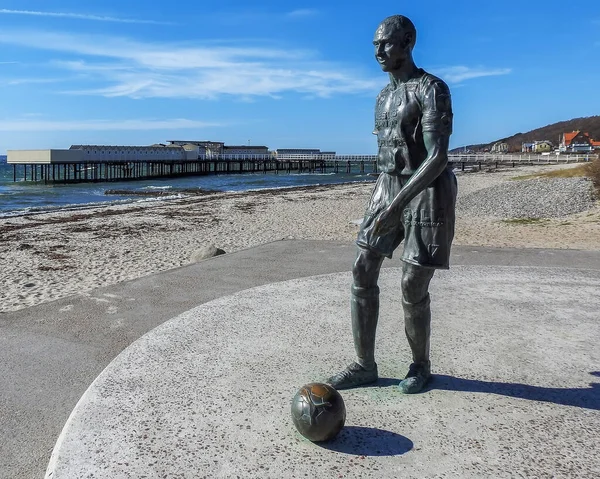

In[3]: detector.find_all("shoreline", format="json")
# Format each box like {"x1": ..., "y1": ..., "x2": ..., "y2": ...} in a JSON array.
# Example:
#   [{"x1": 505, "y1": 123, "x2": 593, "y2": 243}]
[
  {"x1": 1, "y1": 163, "x2": 599, "y2": 313},
  {"x1": 0, "y1": 178, "x2": 376, "y2": 220}
]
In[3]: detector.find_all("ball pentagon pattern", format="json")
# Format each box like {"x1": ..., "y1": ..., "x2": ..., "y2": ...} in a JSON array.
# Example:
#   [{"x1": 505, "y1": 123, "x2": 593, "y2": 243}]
[{"x1": 291, "y1": 383, "x2": 346, "y2": 442}]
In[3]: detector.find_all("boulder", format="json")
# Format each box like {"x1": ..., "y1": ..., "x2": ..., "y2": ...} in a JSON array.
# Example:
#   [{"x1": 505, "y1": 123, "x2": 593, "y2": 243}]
[{"x1": 190, "y1": 245, "x2": 226, "y2": 263}]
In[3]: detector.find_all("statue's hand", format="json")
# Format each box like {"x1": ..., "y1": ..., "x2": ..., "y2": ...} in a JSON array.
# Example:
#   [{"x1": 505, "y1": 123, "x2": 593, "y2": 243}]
[{"x1": 372, "y1": 206, "x2": 397, "y2": 236}]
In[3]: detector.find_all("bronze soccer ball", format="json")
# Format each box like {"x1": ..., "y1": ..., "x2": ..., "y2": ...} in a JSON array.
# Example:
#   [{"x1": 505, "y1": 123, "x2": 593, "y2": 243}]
[{"x1": 291, "y1": 383, "x2": 346, "y2": 442}]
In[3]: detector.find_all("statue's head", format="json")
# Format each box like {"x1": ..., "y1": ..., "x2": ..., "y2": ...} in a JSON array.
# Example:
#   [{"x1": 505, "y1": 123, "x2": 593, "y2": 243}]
[{"x1": 373, "y1": 15, "x2": 417, "y2": 72}]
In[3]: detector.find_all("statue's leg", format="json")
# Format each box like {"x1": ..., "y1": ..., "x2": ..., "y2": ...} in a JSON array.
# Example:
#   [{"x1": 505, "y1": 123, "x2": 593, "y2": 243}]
[
  {"x1": 399, "y1": 262, "x2": 435, "y2": 394},
  {"x1": 327, "y1": 247, "x2": 384, "y2": 390}
]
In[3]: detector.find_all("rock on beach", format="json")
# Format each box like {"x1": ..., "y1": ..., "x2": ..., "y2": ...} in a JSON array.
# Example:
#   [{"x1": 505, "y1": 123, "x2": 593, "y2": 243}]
[{"x1": 190, "y1": 245, "x2": 226, "y2": 262}]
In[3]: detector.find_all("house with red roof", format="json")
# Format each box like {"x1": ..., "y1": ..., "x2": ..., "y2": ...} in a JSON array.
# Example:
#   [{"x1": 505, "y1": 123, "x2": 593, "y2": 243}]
[{"x1": 559, "y1": 131, "x2": 600, "y2": 153}]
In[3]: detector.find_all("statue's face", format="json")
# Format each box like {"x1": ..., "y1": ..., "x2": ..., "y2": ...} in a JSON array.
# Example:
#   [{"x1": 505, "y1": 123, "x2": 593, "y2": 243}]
[{"x1": 373, "y1": 23, "x2": 411, "y2": 72}]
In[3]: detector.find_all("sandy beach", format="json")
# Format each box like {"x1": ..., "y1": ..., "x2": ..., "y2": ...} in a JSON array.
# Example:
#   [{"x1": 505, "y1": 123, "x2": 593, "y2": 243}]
[{"x1": 1, "y1": 163, "x2": 599, "y2": 313}]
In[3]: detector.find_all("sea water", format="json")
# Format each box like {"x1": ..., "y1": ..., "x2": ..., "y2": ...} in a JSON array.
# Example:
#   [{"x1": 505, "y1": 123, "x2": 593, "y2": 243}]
[{"x1": 0, "y1": 157, "x2": 373, "y2": 217}]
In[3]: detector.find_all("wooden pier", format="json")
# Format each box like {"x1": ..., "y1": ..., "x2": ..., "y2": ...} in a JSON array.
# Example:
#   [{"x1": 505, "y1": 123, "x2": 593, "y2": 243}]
[
  {"x1": 7, "y1": 153, "x2": 595, "y2": 184},
  {"x1": 9, "y1": 158, "x2": 351, "y2": 184}
]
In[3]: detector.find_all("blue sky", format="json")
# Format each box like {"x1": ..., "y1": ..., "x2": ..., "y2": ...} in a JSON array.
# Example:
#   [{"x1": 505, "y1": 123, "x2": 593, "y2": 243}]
[{"x1": 0, "y1": 0, "x2": 598, "y2": 154}]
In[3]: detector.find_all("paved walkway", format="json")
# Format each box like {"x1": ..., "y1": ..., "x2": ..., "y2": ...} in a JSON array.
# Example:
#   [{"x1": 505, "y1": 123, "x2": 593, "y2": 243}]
[{"x1": 2, "y1": 241, "x2": 600, "y2": 478}]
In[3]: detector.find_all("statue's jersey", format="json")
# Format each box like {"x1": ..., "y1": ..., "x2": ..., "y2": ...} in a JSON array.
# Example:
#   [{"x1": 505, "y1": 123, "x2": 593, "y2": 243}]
[{"x1": 374, "y1": 69, "x2": 453, "y2": 175}]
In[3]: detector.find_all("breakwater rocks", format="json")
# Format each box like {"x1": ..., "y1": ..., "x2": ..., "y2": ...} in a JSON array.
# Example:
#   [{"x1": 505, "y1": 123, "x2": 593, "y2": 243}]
[
  {"x1": 104, "y1": 188, "x2": 219, "y2": 197},
  {"x1": 457, "y1": 177, "x2": 596, "y2": 219}
]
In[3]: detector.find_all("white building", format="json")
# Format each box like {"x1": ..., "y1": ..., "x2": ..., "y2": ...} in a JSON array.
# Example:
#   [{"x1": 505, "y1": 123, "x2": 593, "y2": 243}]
[
  {"x1": 167, "y1": 140, "x2": 224, "y2": 156},
  {"x1": 276, "y1": 148, "x2": 322, "y2": 156},
  {"x1": 180, "y1": 144, "x2": 200, "y2": 160},
  {"x1": 69, "y1": 144, "x2": 187, "y2": 161},
  {"x1": 275, "y1": 148, "x2": 337, "y2": 159},
  {"x1": 522, "y1": 142, "x2": 535, "y2": 153},
  {"x1": 490, "y1": 142, "x2": 509, "y2": 153},
  {"x1": 7, "y1": 149, "x2": 84, "y2": 164},
  {"x1": 223, "y1": 145, "x2": 269, "y2": 156}
]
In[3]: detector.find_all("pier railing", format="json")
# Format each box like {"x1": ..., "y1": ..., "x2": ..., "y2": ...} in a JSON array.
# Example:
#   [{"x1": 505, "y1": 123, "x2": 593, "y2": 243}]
[{"x1": 271, "y1": 153, "x2": 594, "y2": 163}]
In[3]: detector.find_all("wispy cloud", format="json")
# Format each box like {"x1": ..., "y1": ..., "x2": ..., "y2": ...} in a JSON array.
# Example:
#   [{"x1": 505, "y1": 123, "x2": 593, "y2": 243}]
[
  {"x1": 207, "y1": 8, "x2": 319, "y2": 25},
  {"x1": 3, "y1": 77, "x2": 68, "y2": 86},
  {"x1": 432, "y1": 66, "x2": 512, "y2": 83},
  {"x1": 0, "y1": 118, "x2": 222, "y2": 132},
  {"x1": 286, "y1": 9, "x2": 319, "y2": 18},
  {"x1": 0, "y1": 31, "x2": 507, "y2": 101},
  {"x1": 0, "y1": 30, "x2": 381, "y2": 99},
  {"x1": 0, "y1": 9, "x2": 171, "y2": 25}
]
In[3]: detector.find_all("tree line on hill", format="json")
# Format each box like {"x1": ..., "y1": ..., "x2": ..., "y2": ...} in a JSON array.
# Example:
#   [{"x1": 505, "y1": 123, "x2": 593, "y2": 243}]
[{"x1": 451, "y1": 116, "x2": 600, "y2": 153}]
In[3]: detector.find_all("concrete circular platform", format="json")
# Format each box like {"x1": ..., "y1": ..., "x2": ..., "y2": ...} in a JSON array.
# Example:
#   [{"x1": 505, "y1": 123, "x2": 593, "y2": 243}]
[{"x1": 46, "y1": 265, "x2": 600, "y2": 478}]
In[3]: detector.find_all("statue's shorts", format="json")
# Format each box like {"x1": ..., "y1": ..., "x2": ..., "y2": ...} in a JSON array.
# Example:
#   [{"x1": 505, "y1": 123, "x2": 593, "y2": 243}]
[{"x1": 356, "y1": 168, "x2": 457, "y2": 269}]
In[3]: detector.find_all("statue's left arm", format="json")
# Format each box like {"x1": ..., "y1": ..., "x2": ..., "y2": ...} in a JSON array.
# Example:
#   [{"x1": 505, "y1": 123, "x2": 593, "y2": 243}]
[{"x1": 374, "y1": 79, "x2": 452, "y2": 232}]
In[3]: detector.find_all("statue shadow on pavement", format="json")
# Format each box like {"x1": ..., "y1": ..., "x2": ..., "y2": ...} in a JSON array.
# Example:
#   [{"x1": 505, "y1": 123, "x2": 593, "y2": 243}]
[
  {"x1": 319, "y1": 426, "x2": 413, "y2": 456},
  {"x1": 312, "y1": 374, "x2": 599, "y2": 456},
  {"x1": 371, "y1": 377, "x2": 401, "y2": 388},
  {"x1": 431, "y1": 371, "x2": 600, "y2": 411}
]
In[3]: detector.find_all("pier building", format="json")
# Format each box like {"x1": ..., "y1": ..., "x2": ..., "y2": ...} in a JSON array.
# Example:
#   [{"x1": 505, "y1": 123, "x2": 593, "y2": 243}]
[
  {"x1": 275, "y1": 148, "x2": 337, "y2": 159},
  {"x1": 68, "y1": 144, "x2": 193, "y2": 161},
  {"x1": 167, "y1": 141, "x2": 224, "y2": 157},
  {"x1": 223, "y1": 145, "x2": 270, "y2": 156}
]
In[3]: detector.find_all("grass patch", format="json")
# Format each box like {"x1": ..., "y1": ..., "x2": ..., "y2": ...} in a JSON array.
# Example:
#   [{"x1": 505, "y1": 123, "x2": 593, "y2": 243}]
[
  {"x1": 585, "y1": 158, "x2": 600, "y2": 190},
  {"x1": 501, "y1": 217, "x2": 546, "y2": 225},
  {"x1": 510, "y1": 164, "x2": 590, "y2": 181}
]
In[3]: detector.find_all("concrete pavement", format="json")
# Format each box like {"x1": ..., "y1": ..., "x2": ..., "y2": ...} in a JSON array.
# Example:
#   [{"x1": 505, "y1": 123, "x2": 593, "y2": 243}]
[{"x1": 2, "y1": 241, "x2": 600, "y2": 478}]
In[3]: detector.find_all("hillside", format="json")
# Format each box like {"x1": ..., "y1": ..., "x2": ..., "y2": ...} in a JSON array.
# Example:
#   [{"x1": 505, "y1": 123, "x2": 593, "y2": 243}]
[{"x1": 452, "y1": 116, "x2": 600, "y2": 153}]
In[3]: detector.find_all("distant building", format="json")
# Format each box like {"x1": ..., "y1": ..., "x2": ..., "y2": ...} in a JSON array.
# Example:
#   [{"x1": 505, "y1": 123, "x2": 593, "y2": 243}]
[
  {"x1": 7, "y1": 149, "x2": 84, "y2": 164},
  {"x1": 7, "y1": 144, "x2": 192, "y2": 164},
  {"x1": 276, "y1": 148, "x2": 321, "y2": 156},
  {"x1": 275, "y1": 148, "x2": 337, "y2": 158},
  {"x1": 181, "y1": 144, "x2": 201, "y2": 159},
  {"x1": 223, "y1": 145, "x2": 269, "y2": 155},
  {"x1": 491, "y1": 142, "x2": 509, "y2": 153},
  {"x1": 522, "y1": 142, "x2": 535, "y2": 153},
  {"x1": 9, "y1": 141, "x2": 339, "y2": 166},
  {"x1": 167, "y1": 141, "x2": 273, "y2": 157},
  {"x1": 69, "y1": 144, "x2": 189, "y2": 161},
  {"x1": 532, "y1": 140, "x2": 554, "y2": 153},
  {"x1": 167, "y1": 140, "x2": 224, "y2": 156},
  {"x1": 559, "y1": 131, "x2": 600, "y2": 153}
]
